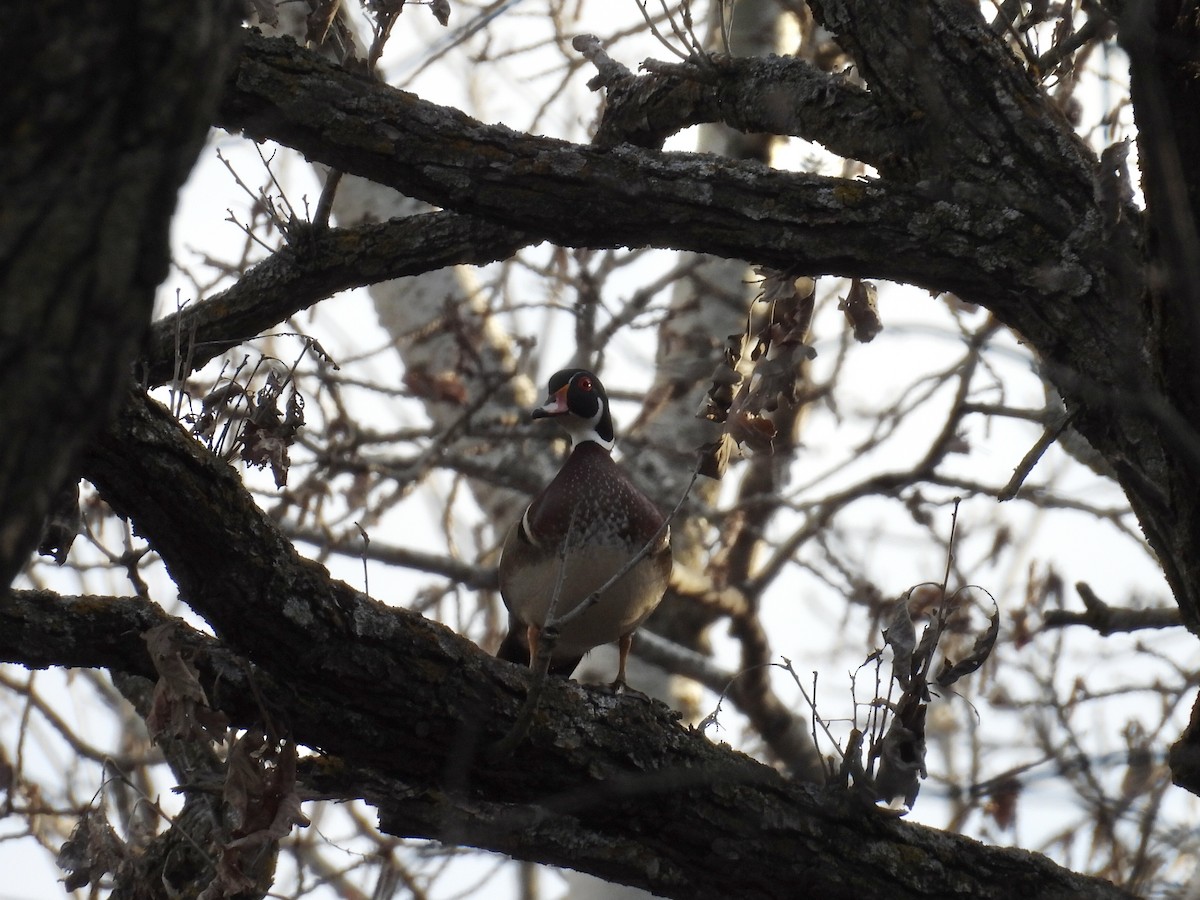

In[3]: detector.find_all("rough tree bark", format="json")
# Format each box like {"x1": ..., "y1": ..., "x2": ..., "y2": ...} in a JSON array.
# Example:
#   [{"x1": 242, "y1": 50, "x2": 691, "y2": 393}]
[
  {"x1": 3, "y1": 0, "x2": 1198, "y2": 896},
  {"x1": 0, "y1": 0, "x2": 243, "y2": 586},
  {"x1": 212, "y1": 5, "x2": 1200, "y2": 789},
  {"x1": 0, "y1": 385, "x2": 1129, "y2": 899}
]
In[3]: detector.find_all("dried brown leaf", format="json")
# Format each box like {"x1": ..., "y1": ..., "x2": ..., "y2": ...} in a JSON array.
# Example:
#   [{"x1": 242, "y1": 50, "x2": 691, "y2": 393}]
[
  {"x1": 145, "y1": 624, "x2": 206, "y2": 703},
  {"x1": 727, "y1": 409, "x2": 776, "y2": 454},
  {"x1": 911, "y1": 620, "x2": 939, "y2": 681},
  {"x1": 208, "y1": 737, "x2": 310, "y2": 899},
  {"x1": 38, "y1": 479, "x2": 81, "y2": 564},
  {"x1": 872, "y1": 703, "x2": 927, "y2": 808},
  {"x1": 193, "y1": 382, "x2": 248, "y2": 441},
  {"x1": 241, "y1": 383, "x2": 305, "y2": 488},
  {"x1": 872, "y1": 730, "x2": 925, "y2": 809},
  {"x1": 839, "y1": 278, "x2": 882, "y2": 343},
  {"x1": 884, "y1": 597, "x2": 916, "y2": 689},
  {"x1": 697, "y1": 336, "x2": 746, "y2": 424},
  {"x1": 935, "y1": 601, "x2": 1000, "y2": 686},
  {"x1": 404, "y1": 367, "x2": 469, "y2": 405},
  {"x1": 199, "y1": 852, "x2": 259, "y2": 900},
  {"x1": 696, "y1": 435, "x2": 734, "y2": 480},
  {"x1": 740, "y1": 271, "x2": 817, "y2": 414},
  {"x1": 56, "y1": 808, "x2": 128, "y2": 891},
  {"x1": 1121, "y1": 721, "x2": 1158, "y2": 799},
  {"x1": 144, "y1": 624, "x2": 229, "y2": 744},
  {"x1": 984, "y1": 776, "x2": 1021, "y2": 831},
  {"x1": 306, "y1": 337, "x2": 339, "y2": 369},
  {"x1": 226, "y1": 735, "x2": 310, "y2": 842}
]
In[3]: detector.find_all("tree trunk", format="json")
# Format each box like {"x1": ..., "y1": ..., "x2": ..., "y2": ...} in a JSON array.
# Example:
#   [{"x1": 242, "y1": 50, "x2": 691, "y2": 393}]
[{"x1": 0, "y1": 0, "x2": 243, "y2": 586}]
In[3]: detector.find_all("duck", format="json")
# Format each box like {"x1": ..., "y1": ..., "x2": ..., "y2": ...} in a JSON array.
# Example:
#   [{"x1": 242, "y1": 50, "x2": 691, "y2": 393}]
[{"x1": 497, "y1": 368, "x2": 672, "y2": 687}]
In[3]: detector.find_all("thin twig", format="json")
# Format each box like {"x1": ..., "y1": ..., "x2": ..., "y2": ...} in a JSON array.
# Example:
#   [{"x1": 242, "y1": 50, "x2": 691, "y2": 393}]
[
  {"x1": 635, "y1": 0, "x2": 690, "y2": 60},
  {"x1": 354, "y1": 521, "x2": 370, "y2": 598},
  {"x1": 312, "y1": 169, "x2": 342, "y2": 230},
  {"x1": 998, "y1": 409, "x2": 1077, "y2": 501},
  {"x1": 779, "y1": 657, "x2": 846, "y2": 762}
]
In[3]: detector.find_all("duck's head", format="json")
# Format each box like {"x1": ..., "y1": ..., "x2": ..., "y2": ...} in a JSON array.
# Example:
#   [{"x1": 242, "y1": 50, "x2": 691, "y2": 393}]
[{"x1": 532, "y1": 368, "x2": 615, "y2": 451}]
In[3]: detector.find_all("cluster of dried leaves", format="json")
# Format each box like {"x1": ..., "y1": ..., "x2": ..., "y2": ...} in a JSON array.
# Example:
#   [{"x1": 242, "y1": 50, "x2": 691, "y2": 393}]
[
  {"x1": 144, "y1": 624, "x2": 230, "y2": 744},
  {"x1": 190, "y1": 361, "x2": 317, "y2": 488},
  {"x1": 699, "y1": 269, "x2": 882, "y2": 478},
  {"x1": 698, "y1": 268, "x2": 813, "y2": 476},
  {"x1": 57, "y1": 625, "x2": 308, "y2": 897},
  {"x1": 696, "y1": 270, "x2": 998, "y2": 814},
  {"x1": 839, "y1": 575, "x2": 1000, "y2": 811}
]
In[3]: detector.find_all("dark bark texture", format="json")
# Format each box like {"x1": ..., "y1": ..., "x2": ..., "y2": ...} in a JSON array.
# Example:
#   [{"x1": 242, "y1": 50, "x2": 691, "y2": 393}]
[
  {"x1": 210, "y1": 10, "x2": 1200, "y2": 794},
  {"x1": 4, "y1": 0, "x2": 1200, "y2": 896},
  {"x1": 0, "y1": 386, "x2": 1128, "y2": 899},
  {"x1": 140, "y1": 211, "x2": 532, "y2": 387},
  {"x1": 0, "y1": 0, "x2": 243, "y2": 586}
]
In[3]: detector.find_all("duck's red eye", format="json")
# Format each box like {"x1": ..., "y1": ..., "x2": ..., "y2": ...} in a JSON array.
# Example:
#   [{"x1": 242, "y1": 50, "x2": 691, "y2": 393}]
[{"x1": 576, "y1": 375, "x2": 593, "y2": 392}]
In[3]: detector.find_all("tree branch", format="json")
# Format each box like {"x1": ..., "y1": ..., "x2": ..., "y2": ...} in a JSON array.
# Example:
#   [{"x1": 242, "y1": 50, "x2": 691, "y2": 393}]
[
  {"x1": 575, "y1": 39, "x2": 911, "y2": 168},
  {"x1": 141, "y1": 212, "x2": 532, "y2": 386},
  {"x1": 213, "y1": 34, "x2": 1093, "y2": 319},
  {"x1": 211, "y1": 32, "x2": 1172, "y2": 577},
  {"x1": 1043, "y1": 582, "x2": 1182, "y2": 635},
  {"x1": 58, "y1": 386, "x2": 1135, "y2": 898}
]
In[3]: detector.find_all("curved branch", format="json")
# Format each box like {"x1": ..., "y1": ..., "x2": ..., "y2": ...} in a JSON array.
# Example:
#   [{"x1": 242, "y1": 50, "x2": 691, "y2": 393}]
[
  {"x1": 65, "y1": 387, "x2": 1132, "y2": 899},
  {"x1": 579, "y1": 46, "x2": 910, "y2": 169},
  {"x1": 1043, "y1": 582, "x2": 1182, "y2": 635},
  {"x1": 142, "y1": 212, "x2": 532, "y2": 386},
  {"x1": 214, "y1": 34, "x2": 1094, "y2": 319},
  {"x1": 287, "y1": 526, "x2": 500, "y2": 590}
]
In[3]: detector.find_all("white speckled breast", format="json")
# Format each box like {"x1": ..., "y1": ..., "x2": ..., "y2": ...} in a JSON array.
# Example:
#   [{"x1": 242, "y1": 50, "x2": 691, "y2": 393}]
[{"x1": 499, "y1": 442, "x2": 671, "y2": 663}]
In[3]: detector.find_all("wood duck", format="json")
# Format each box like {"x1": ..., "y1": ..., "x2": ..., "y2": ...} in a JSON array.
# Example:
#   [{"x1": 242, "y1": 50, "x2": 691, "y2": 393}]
[{"x1": 497, "y1": 368, "x2": 672, "y2": 686}]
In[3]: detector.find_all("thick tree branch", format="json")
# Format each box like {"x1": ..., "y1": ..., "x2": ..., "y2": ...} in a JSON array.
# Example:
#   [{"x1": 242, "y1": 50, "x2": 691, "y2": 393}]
[
  {"x1": 141, "y1": 212, "x2": 532, "y2": 386},
  {"x1": 793, "y1": 1, "x2": 1200, "y2": 650},
  {"x1": 1043, "y1": 582, "x2": 1183, "y2": 634},
  {"x1": 574, "y1": 39, "x2": 911, "y2": 168},
  {"x1": 0, "y1": 589, "x2": 295, "y2": 732},
  {"x1": 0, "y1": 590, "x2": 172, "y2": 673},
  {"x1": 807, "y1": 0, "x2": 1089, "y2": 189},
  {"x1": 2, "y1": 1, "x2": 1194, "y2": 892},
  {"x1": 63, "y1": 387, "x2": 1132, "y2": 898},
  {"x1": 214, "y1": 34, "x2": 1095, "y2": 321},
  {"x1": 210, "y1": 33, "x2": 1172, "y2": 553},
  {"x1": 1122, "y1": 0, "x2": 1200, "y2": 795},
  {"x1": 201, "y1": 1, "x2": 1200, "y2": 769}
]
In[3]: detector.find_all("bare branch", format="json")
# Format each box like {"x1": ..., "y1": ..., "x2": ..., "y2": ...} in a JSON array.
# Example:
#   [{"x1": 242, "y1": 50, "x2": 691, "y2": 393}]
[{"x1": 1043, "y1": 582, "x2": 1182, "y2": 635}]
